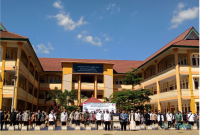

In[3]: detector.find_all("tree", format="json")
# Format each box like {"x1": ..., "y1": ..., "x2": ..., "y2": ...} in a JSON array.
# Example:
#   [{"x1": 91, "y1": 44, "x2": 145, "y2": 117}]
[{"x1": 111, "y1": 68, "x2": 153, "y2": 111}]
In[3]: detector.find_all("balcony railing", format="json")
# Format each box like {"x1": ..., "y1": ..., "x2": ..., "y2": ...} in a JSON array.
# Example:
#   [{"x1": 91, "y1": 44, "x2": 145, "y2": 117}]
[
  {"x1": 81, "y1": 83, "x2": 94, "y2": 89},
  {"x1": 97, "y1": 83, "x2": 104, "y2": 90},
  {"x1": 18, "y1": 87, "x2": 27, "y2": 98},
  {"x1": 5, "y1": 60, "x2": 16, "y2": 67},
  {"x1": 20, "y1": 62, "x2": 28, "y2": 75},
  {"x1": 39, "y1": 83, "x2": 62, "y2": 90},
  {"x1": 113, "y1": 84, "x2": 132, "y2": 90},
  {"x1": 3, "y1": 85, "x2": 14, "y2": 95}
]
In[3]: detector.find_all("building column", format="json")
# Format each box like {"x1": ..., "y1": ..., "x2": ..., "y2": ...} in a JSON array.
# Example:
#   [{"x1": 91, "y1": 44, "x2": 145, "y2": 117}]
[
  {"x1": 36, "y1": 74, "x2": 40, "y2": 111},
  {"x1": 78, "y1": 74, "x2": 81, "y2": 105},
  {"x1": 187, "y1": 50, "x2": 195, "y2": 113},
  {"x1": 155, "y1": 61, "x2": 161, "y2": 111},
  {"x1": 31, "y1": 68, "x2": 36, "y2": 111},
  {"x1": 14, "y1": 42, "x2": 23, "y2": 109},
  {"x1": 25, "y1": 57, "x2": 30, "y2": 110},
  {"x1": 174, "y1": 48, "x2": 182, "y2": 112},
  {"x1": 168, "y1": 102, "x2": 170, "y2": 112},
  {"x1": 0, "y1": 42, "x2": 7, "y2": 109},
  {"x1": 94, "y1": 75, "x2": 97, "y2": 98}
]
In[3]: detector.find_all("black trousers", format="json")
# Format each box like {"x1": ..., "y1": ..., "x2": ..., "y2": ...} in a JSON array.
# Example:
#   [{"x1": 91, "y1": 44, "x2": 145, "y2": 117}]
[
  {"x1": 168, "y1": 121, "x2": 171, "y2": 128},
  {"x1": 105, "y1": 121, "x2": 110, "y2": 130},
  {"x1": 49, "y1": 121, "x2": 54, "y2": 125},
  {"x1": 121, "y1": 122, "x2": 126, "y2": 131},
  {"x1": 96, "y1": 120, "x2": 101, "y2": 129},
  {"x1": 136, "y1": 121, "x2": 140, "y2": 125},
  {"x1": 15, "y1": 121, "x2": 19, "y2": 125},
  {"x1": 159, "y1": 121, "x2": 162, "y2": 128},
  {"x1": 152, "y1": 120, "x2": 156, "y2": 124},
  {"x1": 10, "y1": 120, "x2": 15, "y2": 126},
  {"x1": 189, "y1": 122, "x2": 194, "y2": 126},
  {"x1": 62, "y1": 122, "x2": 66, "y2": 125},
  {"x1": 24, "y1": 121, "x2": 29, "y2": 126},
  {"x1": 0, "y1": 121, "x2": 3, "y2": 130},
  {"x1": 76, "y1": 120, "x2": 80, "y2": 125},
  {"x1": 36, "y1": 121, "x2": 41, "y2": 125},
  {"x1": 146, "y1": 120, "x2": 150, "y2": 125}
]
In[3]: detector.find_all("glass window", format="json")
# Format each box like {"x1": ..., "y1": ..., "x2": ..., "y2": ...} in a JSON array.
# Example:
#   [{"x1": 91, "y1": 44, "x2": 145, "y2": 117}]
[
  {"x1": 180, "y1": 84, "x2": 182, "y2": 89},
  {"x1": 54, "y1": 78, "x2": 57, "y2": 83},
  {"x1": 195, "y1": 81, "x2": 199, "y2": 89},
  {"x1": 50, "y1": 78, "x2": 53, "y2": 83},
  {"x1": 119, "y1": 81, "x2": 122, "y2": 84},
  {"x1": 184, "y1": 59, "x2": 187, "y2": 65},
  {"x1": 181, "y1": 60, "x2": 183, "y2": 65},
  {"x1": 192, "y1": 58, "x2": 196, "y2": 65},
  {"x1": 183, "y1": 83, "x2": 185, "y2": 89},
  {"x1": 186, "y1": 82, "x2": 188, "y2": 89},
  {"x1": 115, "y1": 79, "x2": 118, "y2": 84}
]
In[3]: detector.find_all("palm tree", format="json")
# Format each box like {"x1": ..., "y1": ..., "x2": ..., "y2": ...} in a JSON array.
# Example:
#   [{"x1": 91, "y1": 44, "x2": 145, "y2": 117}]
[{"x1": 104, "y1": 94, "x2": 113, "y2": 103}]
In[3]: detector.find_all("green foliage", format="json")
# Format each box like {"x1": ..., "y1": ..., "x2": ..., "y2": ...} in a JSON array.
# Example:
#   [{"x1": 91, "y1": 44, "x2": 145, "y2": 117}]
[{"x1": 104, "y1": 94, "x2": 113, "y2": 103}]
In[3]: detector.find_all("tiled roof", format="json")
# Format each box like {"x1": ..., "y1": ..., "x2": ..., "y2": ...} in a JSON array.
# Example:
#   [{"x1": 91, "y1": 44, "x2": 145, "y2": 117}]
[
  {"x1": 79, "y1": 97, "x2": 103, "y2": 106},
  {"x1": 173, "y1": 40, "x2": 199, "y2": 46},
  {"x1": 0, "y1": 23, "x2": 28, "y2": 39},
  {"x1": 39, "y1": 57, "x2": 143, "y2": 73},
  {"x1": 140, "y1": 27, "x2": 197, "y2": 65}
]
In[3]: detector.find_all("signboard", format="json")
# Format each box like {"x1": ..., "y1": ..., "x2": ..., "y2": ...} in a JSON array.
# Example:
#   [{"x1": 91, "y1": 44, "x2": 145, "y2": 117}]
[
  {"x1": 73, "y1": 64, "x2": 103, "y2": 73},
  {"x1": 83, "y1": 103, "x2": 116, "y2": 113}
]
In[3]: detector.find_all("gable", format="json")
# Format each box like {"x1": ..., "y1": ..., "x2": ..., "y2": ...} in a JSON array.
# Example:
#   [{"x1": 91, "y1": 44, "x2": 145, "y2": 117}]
[{"x1": 184, "y1": 28, "x2": 199, "y2": 40}]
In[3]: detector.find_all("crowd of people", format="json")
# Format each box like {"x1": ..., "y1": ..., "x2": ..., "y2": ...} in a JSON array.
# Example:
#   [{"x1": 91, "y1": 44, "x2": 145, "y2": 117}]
[{"x1": 0, "y1": 108, "x2": 199, "y2": 131}]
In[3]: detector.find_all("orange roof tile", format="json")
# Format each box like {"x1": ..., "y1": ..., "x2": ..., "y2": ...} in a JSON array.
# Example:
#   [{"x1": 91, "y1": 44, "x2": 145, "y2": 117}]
[{"x1": 39, "y1": 57, "x2": 143, "y2": 73}]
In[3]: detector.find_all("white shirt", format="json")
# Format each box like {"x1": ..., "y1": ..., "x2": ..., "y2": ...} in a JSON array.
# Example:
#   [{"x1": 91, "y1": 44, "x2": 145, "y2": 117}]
[
  {"x1": 49, "y1": 113, "x2": 56, "y2": 121},
  {"x1": 60, "y1": 112, "x2": 68, "y2": 122},
  {"x1": 96, "y1": 112, "x2": 101, "y2": 120},
  {"x1": 166, "y1": 113, "x2": 172, "y2": 121},
  {"x1": 135, "y1": 113, "x2": 140, "y2": 121},
  {"x1": 104, "y1": 113, "x2": 111, "y2": 121},
  {"x1": 150, "y1": 113, "x2": 152, "y2": 120},
  {"x1": 187, "y1": 113, "x2": 195, "y2": 122},
  {"x1": 157, "y1": 114, "x2": 164, "y2": 122}
]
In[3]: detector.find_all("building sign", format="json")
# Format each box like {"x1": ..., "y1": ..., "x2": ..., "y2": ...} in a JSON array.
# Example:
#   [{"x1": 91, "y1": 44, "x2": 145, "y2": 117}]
[
  {"x1": 83, "y1": 103, "x2": 116, "y2": 113},
  {"x1": 73, "y1": 64, "x2": 103, "y2": 73}
]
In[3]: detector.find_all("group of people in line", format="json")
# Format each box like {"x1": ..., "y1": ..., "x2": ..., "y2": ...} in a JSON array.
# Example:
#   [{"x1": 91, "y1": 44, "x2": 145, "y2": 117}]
[{"x1": 0, "y1": 108, "x2": 199, "y2": 131}]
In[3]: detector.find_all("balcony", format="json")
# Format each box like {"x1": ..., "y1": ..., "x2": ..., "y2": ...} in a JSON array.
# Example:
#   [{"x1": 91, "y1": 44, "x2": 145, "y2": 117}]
[
  {"x1": 144, "y1": 75, "x2": 156, "y2": 87},
  {"x1": 29, "y1": 73, "x2": 34, "y2": 84},
  {"x1": 34, "y1": 80, "x2": 39, "y2": 88},
  {"x1": 39, "y1": 83, "x2": 62, "y2": 90},
  {"x1": 33, "y1": 97, "x2": 38, "y2": 104},
  {"x1": 5, "y1": 60, "x2": 16, "y2": 70},
  {"x1": 149, "y1": 94, "x2": 157, "y2": 103},
  {"x1": 18, "y1": 87, "x2": 27, "y2": 99},
  {"x1": 181, "y1": 89, "x2": 191, "y2": 98},
  {"x1": 20, "y1": 62, "x2": 28, "y2": 76},
  {"x1": 97, "y1": 83, "x2": 104, "y2": 90},
  {"x1": 158, "y1": 66, "x2": 176, "y2": 81},
  {"x1": 113, "y1": 84, "x2": 132, "y2": 90},
  {"x1": 179, "y1": 65, "x2": 189, "y2": 75},
  {"x1": 134, "y1": 84, "x2": 143, "y2": 90},
  {"x1": 191, "y1": 66, "x2": 199, "y2": 74},
  {"x1": 3, "y1": 86, "x2": 14, "y2": 96},
  {"x1": 72, "y1": 83, "x2": 78, "y2": 89},
  {"x1": 38, "y1": 99, "x2": 54, "y2": 106},
  {"x1": 81, "y1": 83, "x2": 94, "y2": 90}
]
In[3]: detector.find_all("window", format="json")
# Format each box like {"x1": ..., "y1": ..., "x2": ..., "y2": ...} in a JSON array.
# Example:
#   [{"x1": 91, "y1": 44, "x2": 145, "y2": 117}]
[
  {"x1": 170, "y1": 84, "x2": 174, "y2": 90},
  {"x1": 50, "y1": 78, "x2": 53, "y2": 83},
  {"x1": 39, "y1": 93, "x2": 44, "y2": 99},
  {"x1": 175, "y1": 83, "x2": 177, "y2": 89},
  {"x1": 192, "y1": 57, "x2": 196, "y2": 65},
  {"x1": 186, "y1": 81, "x2": 189, "y2": 89},
  {"x1": 184, "y1": 59, "x2": 187, "y2": 65},
  {"x1": 54, "y1": 78, "x2": 57, "y2": 83},
  {"x1": 115, "y1": 79, "x2": 118, "y2": 84},
  {"x1": 183, "y1": 82, "x2": 185, "y2": 89},
  {"x1": 119, "y1": 80, "x2": 122, "y2": 84},
  {"x1": 198, "y1": 58, "x2": 200, "y2": 66},
  {"x1": 180, "y1": 83, "x2": 182, "y2": 89},
  {"x1": 181, "y1": 59, "x2": 183, "y2": 65},
  {"x1": 58, "y1": 78, "x2": 61, "y2": 83},
  {"x1": 178, "y1": 61, "x2": 180, "y2": 65},
  {"x1": 195, "y1": 81, "x2": 199, "y2": 89}
]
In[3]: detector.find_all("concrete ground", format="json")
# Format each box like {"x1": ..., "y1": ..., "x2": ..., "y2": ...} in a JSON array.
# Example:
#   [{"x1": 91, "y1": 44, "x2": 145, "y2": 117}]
[{"x1": 1, "y1": 130, "x2": 199, "y2": 135}]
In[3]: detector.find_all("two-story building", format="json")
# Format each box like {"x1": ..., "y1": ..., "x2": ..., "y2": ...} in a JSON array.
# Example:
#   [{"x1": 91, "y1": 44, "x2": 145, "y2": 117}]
[{"x1": 0, "y1": 22, "x2": 199, "y2": 113}]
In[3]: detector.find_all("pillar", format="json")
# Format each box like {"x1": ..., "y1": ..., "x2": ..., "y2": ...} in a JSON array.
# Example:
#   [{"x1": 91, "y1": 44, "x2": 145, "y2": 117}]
[
  {"x1": 155, "y1": 61, "x2": 161, "y2": 111},
  {"x1": 94, "y1": 75, "x2": 97, "y2": 98},
  {"x1": 36, "y1": 73, "x2": 40, "y2": 111},
  {"x1": 0, "y1": 42, "x2": 7, "y2": 109},
  {"x1": 78, "y1": 74, "x2": 81, "y2": 105},
  {"x1": 168, "y1": 102, "x2": 170, "y2": 112},
  {"x1": 31, "y1": 68, "x2": 36, "y2": 111},
  {"x1": 14, "y1": 42, "x2": 22, "y2": 109},
  {"x1": 174, "y1": 48, "x2": 182, "y2": 112},
  {"x1": 187, "y1": 50, "x2": 195, "y2": 113},
  {"x1": 25, "y1": 57, "x2": 30, "y2": 110}
]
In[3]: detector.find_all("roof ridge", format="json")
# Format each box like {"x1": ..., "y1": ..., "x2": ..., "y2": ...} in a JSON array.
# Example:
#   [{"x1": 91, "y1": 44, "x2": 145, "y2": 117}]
[{"x1": 0, "y1": 22, "x2": 7, "y2": 31}]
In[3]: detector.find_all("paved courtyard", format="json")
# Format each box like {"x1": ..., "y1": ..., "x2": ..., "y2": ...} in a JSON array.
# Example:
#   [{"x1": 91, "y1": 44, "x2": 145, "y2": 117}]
[{"x1": 1, "y1": 130, "x2": 199, "y2": 135}]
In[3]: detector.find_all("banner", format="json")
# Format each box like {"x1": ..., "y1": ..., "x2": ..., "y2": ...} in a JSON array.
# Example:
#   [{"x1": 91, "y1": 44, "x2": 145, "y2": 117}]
[{"x1": 83, "y1": 103, "x2": 116, "y2": 113}]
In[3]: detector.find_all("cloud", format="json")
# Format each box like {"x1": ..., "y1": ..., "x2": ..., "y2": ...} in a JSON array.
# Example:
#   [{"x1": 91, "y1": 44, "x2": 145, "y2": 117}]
[
  {"x1": 170, "y1": 3, "x2": 199, "y2": 29},
  {"x1": 50, "y1": 13, "x2": 88, "y2": 31},
  {"x1": 34, "y1": 42, "x2": 54, "y2": 54},
  {"x1": 77, "y1": 34, "x2": 82, "y2": 39},
  {"x1": 53, "y1": 0, "x2": 63, "y2": 9},
  {"x1": 106, "y1": 3, "x2": 120, "y2": 14},
  {"x1": 77, "y1": 34, "x2": 102, "y2": 47},
  {"x1": 103, "y1": 34, "x2": 111, "y2": 41}
]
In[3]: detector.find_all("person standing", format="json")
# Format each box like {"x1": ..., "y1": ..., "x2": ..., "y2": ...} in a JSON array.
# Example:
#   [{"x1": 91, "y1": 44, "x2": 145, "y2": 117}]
[
  {"x1": 197, "y1": 112, "x2": 199, "y2": 130},
  {"x1": 36, "y1": 110, "x2": 42, "y2": 126},
  {"x1": 129, "y1": 110, "x2": 136, "y2": 131},
  {"x1": 135, "y1": 110, "x2": 140, "y2": 125},
  {"x1": 104, "y1": 110, "x2": 111, "y2": 131},
  {"x1": 110, "y1": 110, "x2": 115, "y2": 130},
  {"x1": 70, "y1": 110, "x2": 75, "y2": 124},
  {"x1": 22, "y1": 109, "x2": 30, "y2": 126},
  {"x1": 48, "y1": 110, "x2": 55, "y2": 125},
  {"x1": 120, "y1": 110, "x2": 127, "y2": 131},
  {"x1": 152, "y1": 112, "x2": 156, "y2": 124},
  {"x1": 183, "y1": 112, "x2": 187, "y2": 123},
  {"x1": 166, "y1": 111, "x2": 172, "y2": 128},
  {"x1": 175, "y1": 111, "x2": 183, "y2": 130},
  {"x1": 6, "y1": 111, "x2": 10, "y2": 125},
  {"x1": 60, "y1": 109, "x2": 68, "y2": 126},
  {"x1": 41, "y1": 111, "x2": 46, "y2": 125},
  {"x1": 84, "y1": 110, "x2": 90, "y2": 125},
  {"x1": 157, "y1": 111, "x2": 164, "y2": 129},
  {"x1": 187, "y1": 111, "x2": 195, "y2": 126},
  {"x1": 10, "y1": 108, "x2": 16, "y2": 126},
  {"x1": 144, "y1": 111, "x2": 150, "y2": 125},
  {"x1": 149, "y1": 111, "x2": 153, "y2": 125},
  {"x1": 0, "y1": 109, "x2": 4, "y2": 130},
  {"x1": 96, "y1": 109, "x2": 102, "y2": 129},
  {"x1": 3, "y1": 111, "x2": 7, "y2": 125},
  {"x1": 74, "y1": 109, "x2": 81, "y2": 125},
  {"x1": 15, "y1": 110, "x2": 19, "y2": 126}
]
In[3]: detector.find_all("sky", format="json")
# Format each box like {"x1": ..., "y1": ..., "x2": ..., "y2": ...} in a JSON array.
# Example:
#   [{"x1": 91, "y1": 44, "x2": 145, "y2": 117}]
[{"x1": 1, "y1": 0, "x2": 199, "y2": 61}]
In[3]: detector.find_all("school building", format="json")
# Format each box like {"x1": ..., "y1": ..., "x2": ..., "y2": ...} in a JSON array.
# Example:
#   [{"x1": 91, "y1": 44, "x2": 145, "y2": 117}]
[{"x1": 0, "y1": 22, "x2": 199, "y2": 113}]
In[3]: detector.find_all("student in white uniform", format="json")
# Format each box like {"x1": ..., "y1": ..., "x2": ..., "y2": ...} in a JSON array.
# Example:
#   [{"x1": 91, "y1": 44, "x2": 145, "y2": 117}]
[
  {"x1": 166, "y1": 111, "x2": 172, "y2": 128},
  {"x1": 96, "y1": 109, "x2": 102, "y2": 129},
  {"x1": 104, "y1": 110, "x2": 111, "y2": 131},
  {"x1": 60, "y1": 109, "x2": 68, "y2": 126},
  {"x1": 187, "y1": 111, "x2": 195, "y2": 126},
  {"x1": 49, "y1": 110, "x2": 56, "y2": 125},
  {"x1": 135, "y1": 110, "x2": 140, "y2": 125}
]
